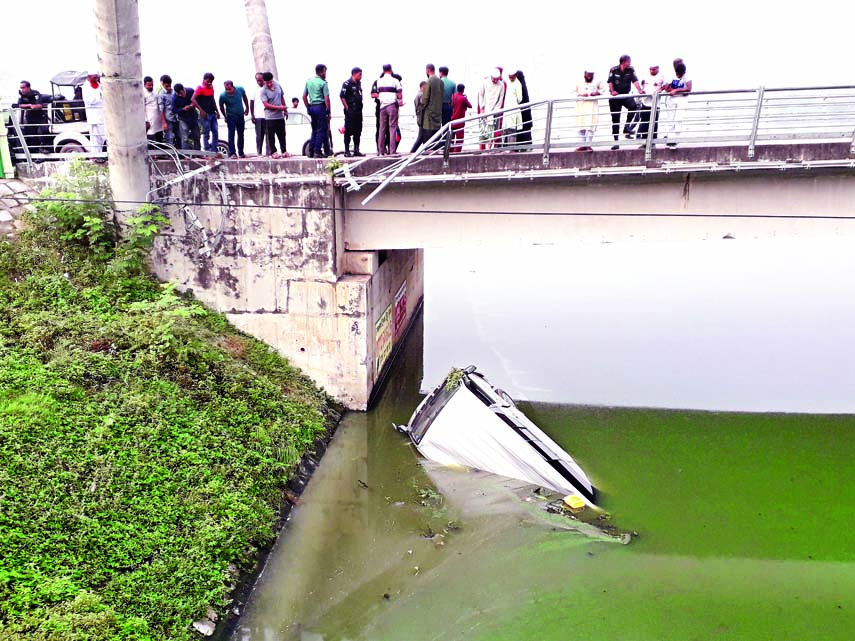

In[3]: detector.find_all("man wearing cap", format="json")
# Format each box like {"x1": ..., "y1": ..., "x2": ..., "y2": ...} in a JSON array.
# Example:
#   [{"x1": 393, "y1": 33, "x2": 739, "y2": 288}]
[
  {"x1": 575, "y1": 69, "x2": 604, "y2": 152},
  {"x1": 638, "y1": 64, "x2": 666, "y2": 142},
  {"x1": 606, "y1": 55, "x2": 643, "y2": 150},
  {"x1": 82, "y1": 72, "x2": 106, "y2": 154},
  {"x1": 340, "y1": 67, "x2": 364, "y2": 157},
  {"x1": 477, "y1": 69, "x2": 506, "y2": 150}
]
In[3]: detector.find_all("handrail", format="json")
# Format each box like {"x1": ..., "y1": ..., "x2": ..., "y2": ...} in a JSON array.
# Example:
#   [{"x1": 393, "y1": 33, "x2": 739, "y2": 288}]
[{"x1": 349, "y1": 84, "x2": 855, "y2": 205}]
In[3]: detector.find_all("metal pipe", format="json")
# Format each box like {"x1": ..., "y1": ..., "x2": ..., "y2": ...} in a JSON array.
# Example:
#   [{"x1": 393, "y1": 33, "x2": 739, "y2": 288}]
[
  {"x1": 543, "y1": 100, "x2": 554, "y2": 167},
  {"x1": 645, "y1": 91, "x2": 660, "y2": 161},
  {"x1": 748, "y1": 86, "x2": 766, "y2": 158}
]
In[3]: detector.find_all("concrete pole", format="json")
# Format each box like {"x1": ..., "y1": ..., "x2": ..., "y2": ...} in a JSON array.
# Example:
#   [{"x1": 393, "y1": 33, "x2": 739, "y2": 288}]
[
  {"x1": 94, "y1": 0, "x2": 149, "y2": 217},
  {"x1": 244, "y1": 0, "x2": 279, "y2": 80}
]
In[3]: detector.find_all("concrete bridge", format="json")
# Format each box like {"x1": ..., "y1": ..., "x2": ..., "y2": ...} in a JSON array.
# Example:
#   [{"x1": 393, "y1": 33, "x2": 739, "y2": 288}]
[{"x1": 138, "y1": 138, "x2": 855, "y2": 409}]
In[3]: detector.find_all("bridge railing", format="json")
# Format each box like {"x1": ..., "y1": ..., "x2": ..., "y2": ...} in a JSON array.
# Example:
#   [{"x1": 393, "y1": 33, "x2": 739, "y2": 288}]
[{"x1": 351, "y1": 85, "x2": 855, "y2": 204}]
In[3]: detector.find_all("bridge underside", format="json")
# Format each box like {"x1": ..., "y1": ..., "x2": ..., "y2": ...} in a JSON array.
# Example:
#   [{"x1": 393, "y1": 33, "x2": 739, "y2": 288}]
[{"x1": 343, "y1": 145, "x2": 855, "y2": 249}]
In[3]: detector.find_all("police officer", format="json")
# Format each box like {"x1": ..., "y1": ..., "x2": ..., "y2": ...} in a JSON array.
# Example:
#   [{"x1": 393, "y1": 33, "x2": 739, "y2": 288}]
[
  {"x1": 15, "y1": 81, "x2": 52, "y2": 156},
  {"x1": 340, "y1": 67, "x2": 364, "y2": 157}
]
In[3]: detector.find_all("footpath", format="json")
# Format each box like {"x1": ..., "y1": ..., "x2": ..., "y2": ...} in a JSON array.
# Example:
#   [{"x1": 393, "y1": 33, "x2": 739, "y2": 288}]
[{"x1": 0, "y1": 178, "x2": 34, "y2": 239}]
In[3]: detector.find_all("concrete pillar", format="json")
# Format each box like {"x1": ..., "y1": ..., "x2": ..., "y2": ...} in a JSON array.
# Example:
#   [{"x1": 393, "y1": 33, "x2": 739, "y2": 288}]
[
  {"x1": 93, "y1": 0, "x2": 149, "y2": 214},
  {"x1": 148, "y1": 168, "x2": 424, "y2": 409},
  {"x1": 244, "y1": 0, "x2": 279, "y2": 79}
]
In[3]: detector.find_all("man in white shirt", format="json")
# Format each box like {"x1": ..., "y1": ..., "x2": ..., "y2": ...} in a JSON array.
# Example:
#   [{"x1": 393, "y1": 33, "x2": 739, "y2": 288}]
[
  {"x1": 638, "y1": 64, "x2": 666, "y2": 142},
  {"x1": 249, "y1": 72, "x2": 269, "y2": 156},
  {"x1": 661, "y1": 62, "x2": 692, "y2": 148},
  {"x1": 574, "y1": 69, "x2": 604, "y2": 152},
  {"x1": 376, "y1": 64, "x2": 403, "y2": 155},
  {"x1": 477, "y1": 69, "x2": 506, "y2": 150},
  {"x1": 143, "y1": 76, "x2": 161, "y2": 146},
  {"x1": 82, "y1": 71, "x2": 106, "y2": 154}
]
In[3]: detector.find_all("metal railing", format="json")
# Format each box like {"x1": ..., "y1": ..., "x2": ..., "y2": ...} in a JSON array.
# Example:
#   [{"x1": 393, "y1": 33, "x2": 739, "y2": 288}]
[{"x1": 346, "y1": 85, "x2": 855, "y2": 204}]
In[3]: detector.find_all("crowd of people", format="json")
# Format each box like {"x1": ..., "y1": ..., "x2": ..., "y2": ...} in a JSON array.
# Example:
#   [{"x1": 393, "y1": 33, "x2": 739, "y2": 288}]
[
  {"x1": 11, "y1": 55, "x2": 692, "y2": 159},
  {"x1": 574, "y1": 56, "x2": 692, "y2": 151}
]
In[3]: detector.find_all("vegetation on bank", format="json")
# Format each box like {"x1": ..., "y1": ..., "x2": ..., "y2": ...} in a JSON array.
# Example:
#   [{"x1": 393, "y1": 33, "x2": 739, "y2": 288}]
[{"x1": 0, "y1": 162, "x2": 335, "y2": 640}]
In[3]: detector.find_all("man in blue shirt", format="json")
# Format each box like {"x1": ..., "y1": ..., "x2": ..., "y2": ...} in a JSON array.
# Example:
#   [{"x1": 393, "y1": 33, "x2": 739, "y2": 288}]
[{"x1": 219, "y1": 81, "x2": 249, "y2": 158}]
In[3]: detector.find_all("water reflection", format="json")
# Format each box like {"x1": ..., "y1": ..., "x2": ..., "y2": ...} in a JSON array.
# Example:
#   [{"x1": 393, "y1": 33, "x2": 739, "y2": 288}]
[{"x1": 425, "y1": 241, "x2": 855, "y2": 413}]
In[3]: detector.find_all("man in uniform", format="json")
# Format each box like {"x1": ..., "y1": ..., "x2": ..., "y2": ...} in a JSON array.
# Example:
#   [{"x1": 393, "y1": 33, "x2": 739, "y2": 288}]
[
  {"x1": 303, "y1": 64, "x2": 331, "y2": 158},
  {"x1": 607, "y1": 55, "x2": 643, "y2": 150},
  {"x1": 340, "y1": 67, "x2": 364, "y2": 157},
  {"x1": 15, "y1": 81, "x2": 52, "y2": 156}
]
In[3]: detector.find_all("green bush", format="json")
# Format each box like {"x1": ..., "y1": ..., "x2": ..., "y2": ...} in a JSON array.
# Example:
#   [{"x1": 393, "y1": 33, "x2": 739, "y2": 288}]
[{"x1": 0, "y1": 165, "x2": 334, "y2": 640}]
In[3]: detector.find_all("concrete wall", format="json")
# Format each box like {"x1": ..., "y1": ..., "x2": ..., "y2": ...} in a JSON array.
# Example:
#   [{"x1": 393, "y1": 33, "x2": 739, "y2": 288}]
[{"x1": 150, "y1": 161, "x2": 423, "y2": 409}]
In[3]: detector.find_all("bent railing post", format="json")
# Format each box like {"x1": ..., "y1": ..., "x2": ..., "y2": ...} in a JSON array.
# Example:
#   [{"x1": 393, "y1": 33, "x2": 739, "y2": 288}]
[
  {"x1": 543, "y1": 100, "x2": 554, "y2": 167},
  {"x1": 644, "y1": 92, "x2": 660, "y2": 162},
  {"x1": 442, "y1": 122, "x2": 453, "y2": 168},
  {"x1": 748, "y1": 86, "x2": 765, "y2": 159},
  {"x1": 8, "y1": 109, "x2": 34, "y2": 171}
]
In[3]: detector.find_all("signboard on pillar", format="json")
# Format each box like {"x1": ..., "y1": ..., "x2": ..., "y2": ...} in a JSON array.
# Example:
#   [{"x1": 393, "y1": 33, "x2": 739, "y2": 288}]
[
  {"x1": 393, "y1": 282, "x2": 407, "y2": 341},
  {"x1": 375, "y1": 303, "x2": 393, "y2": 373}
]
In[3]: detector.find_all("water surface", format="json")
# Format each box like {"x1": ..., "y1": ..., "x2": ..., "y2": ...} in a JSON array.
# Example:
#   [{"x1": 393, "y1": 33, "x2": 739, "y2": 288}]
[{"x1": 233, "y1": 313, "x2": 855, "y2": 641}]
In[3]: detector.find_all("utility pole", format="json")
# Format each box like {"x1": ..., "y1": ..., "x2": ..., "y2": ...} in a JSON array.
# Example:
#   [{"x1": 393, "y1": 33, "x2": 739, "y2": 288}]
[
  {"x1": 244, "y1": 0, "x2": 279, "y2": 80},
  {"x1": 94, "y1": 0, "x2": 149, "y2": 217}
]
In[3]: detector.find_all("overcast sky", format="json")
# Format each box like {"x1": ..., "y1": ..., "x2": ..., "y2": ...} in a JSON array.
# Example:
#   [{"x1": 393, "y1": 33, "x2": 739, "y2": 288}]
[{"x1": 2, "y1": 0, "x2": 854, "y2": 106}]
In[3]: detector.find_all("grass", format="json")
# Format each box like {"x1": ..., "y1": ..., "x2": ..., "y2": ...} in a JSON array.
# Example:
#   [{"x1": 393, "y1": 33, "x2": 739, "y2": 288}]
[{"x1": 0, "y1": 162, "x2": 337, "y2": 640}]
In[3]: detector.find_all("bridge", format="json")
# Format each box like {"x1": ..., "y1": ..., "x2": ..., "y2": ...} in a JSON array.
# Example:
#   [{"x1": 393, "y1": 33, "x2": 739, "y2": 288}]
[{"x1": 5, "y1": 86, "x2": 855, "y2": 408}]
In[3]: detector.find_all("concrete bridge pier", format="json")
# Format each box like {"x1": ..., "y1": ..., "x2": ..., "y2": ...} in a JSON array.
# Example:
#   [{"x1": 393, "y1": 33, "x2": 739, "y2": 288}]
[{"x1": 150, "y1": 161, "x2": 423, "y2": 409}]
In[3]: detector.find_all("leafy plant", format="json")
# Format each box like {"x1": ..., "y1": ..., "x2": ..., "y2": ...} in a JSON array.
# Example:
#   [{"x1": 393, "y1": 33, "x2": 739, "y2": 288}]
[
  {"x1": 325, "y1": 158, "x2": 344, "y2": 175},
  {"x1": 444, "y1": 367, "x2": 465, "y2": 391}
]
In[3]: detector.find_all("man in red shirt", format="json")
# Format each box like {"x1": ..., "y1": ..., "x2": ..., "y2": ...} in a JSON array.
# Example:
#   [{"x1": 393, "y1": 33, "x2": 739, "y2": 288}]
[
  {"x1": 450, "y1": 83, "x2": 472, "y2": 153},
  {"x1": 191, "y1": 72, "x2": 219, "y2": 153}
]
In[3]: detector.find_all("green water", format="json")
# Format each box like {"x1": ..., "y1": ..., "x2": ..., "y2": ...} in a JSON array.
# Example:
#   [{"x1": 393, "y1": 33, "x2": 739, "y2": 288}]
[{"x1": 232, "y1": 320, "x2": 855, "y2": 641}]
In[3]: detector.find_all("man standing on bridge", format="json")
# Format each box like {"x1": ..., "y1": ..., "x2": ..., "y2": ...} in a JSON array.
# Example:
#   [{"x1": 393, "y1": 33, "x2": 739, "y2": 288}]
[
  {"x1": 340, "y1": 67, "x2": 364, "y2": 157},
  {"x1": 15, "y1": 81, "x2": 51, "y2": 156},
  {"x1": 418, "y1": 64, "x2": 444, "y2": 151},
  {"x1": 607, "y1": 55, "x2": 643, "y2": 150},
  {"x1": 376, "y1": 64, "x2": 403, "y2": 156},
  {"x1": 304, "y1": 64, "x2": 331, "y2": 159}
]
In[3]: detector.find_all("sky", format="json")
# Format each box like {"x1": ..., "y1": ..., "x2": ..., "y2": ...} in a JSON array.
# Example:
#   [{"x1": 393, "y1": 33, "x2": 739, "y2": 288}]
[{"x1": 2, "y1": 0, "x2": 854, "y2": 107}]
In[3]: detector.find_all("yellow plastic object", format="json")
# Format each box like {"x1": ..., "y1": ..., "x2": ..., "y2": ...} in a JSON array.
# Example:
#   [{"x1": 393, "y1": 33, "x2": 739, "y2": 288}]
[{"x1": 563, "y1": 494, "x2": 586, "y2": 513}]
